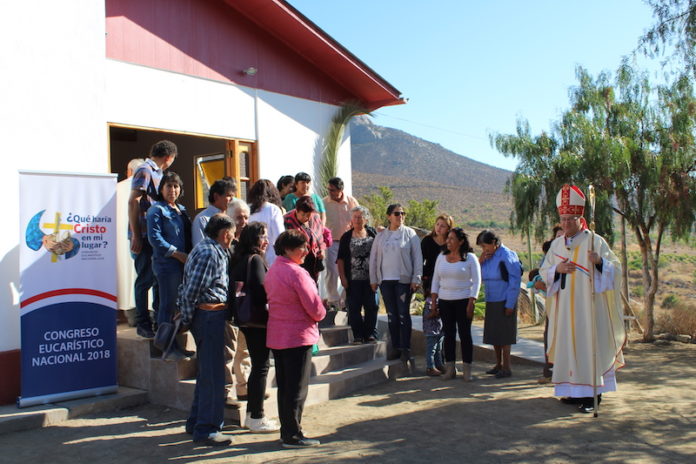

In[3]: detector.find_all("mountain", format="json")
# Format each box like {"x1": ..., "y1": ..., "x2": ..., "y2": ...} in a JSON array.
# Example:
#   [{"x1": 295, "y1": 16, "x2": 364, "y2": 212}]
[{"x1": 350, "y1": 116, "x2": 513, "y2": 227}]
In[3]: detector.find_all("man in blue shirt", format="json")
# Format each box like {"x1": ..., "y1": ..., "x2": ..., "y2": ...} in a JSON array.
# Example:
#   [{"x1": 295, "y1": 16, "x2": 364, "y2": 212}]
[{"x1": 127, "y1": 140, "x2": 178, "y2": 339}]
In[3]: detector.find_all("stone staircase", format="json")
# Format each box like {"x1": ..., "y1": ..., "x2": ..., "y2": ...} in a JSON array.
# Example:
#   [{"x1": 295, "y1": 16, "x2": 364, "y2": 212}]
[{"x1": 117, "y1": 315, "x2": 402, "y2": 424}]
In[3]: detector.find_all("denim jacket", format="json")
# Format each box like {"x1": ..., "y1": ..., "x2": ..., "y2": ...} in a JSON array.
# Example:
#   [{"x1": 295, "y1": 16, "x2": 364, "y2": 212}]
[{"x1": 146, "y1": 201, "x2": 191, "y2": 267}]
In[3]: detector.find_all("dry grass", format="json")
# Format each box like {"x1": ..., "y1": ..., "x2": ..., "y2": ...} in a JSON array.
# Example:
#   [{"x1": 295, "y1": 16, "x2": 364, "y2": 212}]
[{"x1": 655, "y1": 301, "x2": 696, "y2": 338}]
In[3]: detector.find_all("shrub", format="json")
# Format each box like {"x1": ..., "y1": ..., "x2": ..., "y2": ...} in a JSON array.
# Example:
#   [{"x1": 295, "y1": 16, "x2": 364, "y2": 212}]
[
  {"x1": 655, "y1": 301, "x2": 696, "y2": 338},
  {"x1": 661, "y1": 295, "x2": 679, "y2": 309}
]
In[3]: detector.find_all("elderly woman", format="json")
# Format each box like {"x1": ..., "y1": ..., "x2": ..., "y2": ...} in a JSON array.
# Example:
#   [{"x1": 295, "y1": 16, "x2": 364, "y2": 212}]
[
  {"x1": 146, "y1": 171, "x2": 191, "y2": 359},
  {"x1": 476, "y1": 229, "x2": 521, "y2": 379},
  {"x1": 228, "y1": 199, "x2": 250, "y2": 241},
  {"x1": 369, "y1": 204, "x2": 423, "y2": 362},
  {"x1": 430, "y1": 228, "x2": 481, "y2": 381},
  {"x1": 421, "y1": 214, "x2": 454, "y2": 297},
  {"x1": 264, "y1": 230, "x2": 326, "y2": 448},
  {"x1": 337, "y1": 206, "x2": 378, "y2": 344},
  {"x1": 248, "y1": 179, "x2": 285, "y2": 266},
  {"x1": 283, "y1": 195, "x2": 325, "y2": 282},
  {"x1": 229, "y1": 221, "x2": 279, "y2": 433}
]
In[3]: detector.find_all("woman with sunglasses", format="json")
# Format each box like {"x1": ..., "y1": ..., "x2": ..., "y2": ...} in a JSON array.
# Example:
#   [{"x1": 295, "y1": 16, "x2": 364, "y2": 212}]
[
  {"x1": 429, "y1": 228, "x2": 481, "y2": 381},
  {"x1": 369, "y1": 204, "x2": 422, "y2": 363}
]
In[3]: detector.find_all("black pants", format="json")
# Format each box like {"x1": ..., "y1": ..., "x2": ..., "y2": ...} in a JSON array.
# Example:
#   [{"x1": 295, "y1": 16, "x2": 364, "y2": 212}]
[
  {"x1": 240, "y1": 326, "x2": 270, "y2": 419},
  {"x1": 272, "y1": 345, "x2": 313, "y2": 441},
  {"x1": 346, "y1": 280, "x2": 379, "y2": 340},
  {"x1": 439, "y1": 298, "x2": 473, "y2": 363}
]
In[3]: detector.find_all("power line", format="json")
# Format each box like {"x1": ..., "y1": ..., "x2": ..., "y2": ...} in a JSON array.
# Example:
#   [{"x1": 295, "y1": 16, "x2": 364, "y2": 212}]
[{"x1": 371, "y1": 111, "x2": 488, "y2": 141}]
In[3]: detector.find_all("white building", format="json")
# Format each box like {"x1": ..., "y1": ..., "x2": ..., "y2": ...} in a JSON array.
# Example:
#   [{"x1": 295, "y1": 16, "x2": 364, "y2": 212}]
[{"x1": 0, "y1": 0, "x2": 403, "y2": 404}]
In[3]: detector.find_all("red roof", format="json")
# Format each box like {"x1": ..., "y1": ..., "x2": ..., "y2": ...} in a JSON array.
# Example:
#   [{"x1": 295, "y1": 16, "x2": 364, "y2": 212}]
[{"x1": 225, "y1": 0, "x2": 404, "y2": 111}]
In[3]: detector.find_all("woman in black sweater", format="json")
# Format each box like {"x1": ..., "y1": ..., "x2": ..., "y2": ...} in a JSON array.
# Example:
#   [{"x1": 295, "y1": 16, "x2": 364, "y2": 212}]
[{"x1": 229, "y1": 221, "x2": 278, "y2": 433}]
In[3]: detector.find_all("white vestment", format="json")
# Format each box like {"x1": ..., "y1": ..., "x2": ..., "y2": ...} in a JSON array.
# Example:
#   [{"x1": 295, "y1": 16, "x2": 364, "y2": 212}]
[{"x1": 541, "y1": 230, "x2": 626, "y2": 398}]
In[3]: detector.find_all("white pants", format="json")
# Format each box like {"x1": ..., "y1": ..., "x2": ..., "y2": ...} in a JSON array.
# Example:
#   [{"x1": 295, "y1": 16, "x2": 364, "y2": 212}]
[{"x1": 324, "y1": 242, "x2": 343, "y2": 304}]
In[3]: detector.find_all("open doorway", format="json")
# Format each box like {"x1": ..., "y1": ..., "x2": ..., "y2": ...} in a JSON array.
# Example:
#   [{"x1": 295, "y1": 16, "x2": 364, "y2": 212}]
[{"x1": 108, "y1": 124, "x2": 257, "y2": 214}]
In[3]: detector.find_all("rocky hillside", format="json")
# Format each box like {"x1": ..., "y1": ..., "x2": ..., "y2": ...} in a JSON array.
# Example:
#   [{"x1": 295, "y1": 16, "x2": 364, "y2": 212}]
[{"x1": 351, "y1": 116, "x2": 513, "y2": 226}]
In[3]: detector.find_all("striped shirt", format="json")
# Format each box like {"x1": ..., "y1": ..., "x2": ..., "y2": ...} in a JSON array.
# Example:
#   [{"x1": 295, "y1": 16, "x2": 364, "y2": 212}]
[{"x1": 178, "y1": 237, "x2": 229, "y2": 324}]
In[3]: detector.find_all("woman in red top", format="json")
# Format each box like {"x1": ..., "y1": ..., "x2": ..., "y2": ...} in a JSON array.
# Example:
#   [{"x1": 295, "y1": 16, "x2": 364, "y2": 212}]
[{"x1": 283, "y1": 195, "x2": 325, "y2": 282}]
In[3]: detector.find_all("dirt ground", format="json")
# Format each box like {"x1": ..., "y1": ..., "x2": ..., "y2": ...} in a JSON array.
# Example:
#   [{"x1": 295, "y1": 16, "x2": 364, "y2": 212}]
[{"x1": 0, "y1": 338, "x2": 694, "y2": 464}]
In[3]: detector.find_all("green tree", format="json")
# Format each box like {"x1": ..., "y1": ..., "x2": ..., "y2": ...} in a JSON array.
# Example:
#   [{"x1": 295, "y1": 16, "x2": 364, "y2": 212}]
[
  {"x1": 637, "y1": 0, "x2": 696, "y2": 75},
  {"x1": 492, "y1": 65, "x2": 696, "y2": 341},
  {"x1": 360, "y1": 186, "x2": 439, "y2": 230},
  {"x1": 317, "y1": 102, "x2": 366, "y2": 197}
]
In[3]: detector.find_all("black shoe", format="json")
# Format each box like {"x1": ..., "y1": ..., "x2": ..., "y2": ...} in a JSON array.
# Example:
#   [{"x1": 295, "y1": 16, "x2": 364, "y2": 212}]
[
  {"x1": 495, "y1": 369, "x2": 512, "y2": 379},
  {"x1": 400, "y1": 349, "x2": 411, "y2": 363},
  {"x1": 282, "y1": 436, "x2": 320, "y2": 448},
  {"x1": 136, "y1": 324, "x2": 155, "y2": 339},
  {"x1": 193, "y1": 432, "x2": 233, "y2": 447},
  {"x1": 163, "y1": 346, "x2": 192, "y2": 362},
  {"x1": 578, "y1": 395, "x2": 602, "y2": 413},
  {"x1": 560, "y1": 397, "x2": 584, "y2": 405},
  {"x1": 485, "y1": 366, "x2": 501, "y2": 375}
]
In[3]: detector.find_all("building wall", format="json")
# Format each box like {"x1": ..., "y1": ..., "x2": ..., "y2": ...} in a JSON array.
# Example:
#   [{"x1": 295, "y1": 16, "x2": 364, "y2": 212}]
[{"x1": 0, "y1": 0, "x2": 107, "y2": 403}]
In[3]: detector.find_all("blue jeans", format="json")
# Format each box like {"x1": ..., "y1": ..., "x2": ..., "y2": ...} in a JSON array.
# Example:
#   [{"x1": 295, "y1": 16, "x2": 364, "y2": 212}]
[
  {"x1": 380, "y1": 280, "x2": 412, "y2": 350},
  {"x1": 346, "y1": 280, "x2": 379, "y2": 340},
  {"x1": 152, "y1": 260, "x2": 184, "y2": 327},
  {"x1": 425, "y1": 334, "x2": 444, "y2": 369},
  {"x1": 132, "y1": 239, "x2": 159, "y2": 327},
  {"x1": 187, "y1": 309, "x2": 226, "y2": 440}
]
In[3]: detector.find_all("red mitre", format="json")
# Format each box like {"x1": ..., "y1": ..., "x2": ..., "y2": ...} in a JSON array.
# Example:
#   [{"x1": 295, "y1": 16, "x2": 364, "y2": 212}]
[{"x1": 556, "y1": 184, "x2": 585, "y2": 216}]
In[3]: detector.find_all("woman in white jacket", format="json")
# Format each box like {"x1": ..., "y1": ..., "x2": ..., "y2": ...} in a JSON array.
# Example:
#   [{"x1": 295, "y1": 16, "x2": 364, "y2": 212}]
[
  {"x1": 248, "y1": 179, "x2": 285, "y2": 266},
  {"x1": 430, "y1": 228, "x2": 481, "y2": 381},
  {"x1": 369, "y1": 203, "x2": 423, "y2": 362}
]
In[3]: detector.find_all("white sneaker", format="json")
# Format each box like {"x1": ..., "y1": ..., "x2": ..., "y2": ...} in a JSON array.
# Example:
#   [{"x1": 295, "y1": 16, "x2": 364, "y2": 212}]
[{"x1": 245, "y1": 414, "x2": 280, "y2": 433}]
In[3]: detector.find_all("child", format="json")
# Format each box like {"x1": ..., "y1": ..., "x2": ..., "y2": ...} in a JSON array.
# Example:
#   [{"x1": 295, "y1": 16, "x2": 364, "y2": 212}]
[{"x1": 422, "y1": 296, "x2": 444, "y2": 376}]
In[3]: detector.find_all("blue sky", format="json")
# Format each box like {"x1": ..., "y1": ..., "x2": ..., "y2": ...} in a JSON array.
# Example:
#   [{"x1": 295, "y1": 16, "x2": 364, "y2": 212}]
[{"x1": 288, "y1": 0, "x2": 661, "y2": 171}]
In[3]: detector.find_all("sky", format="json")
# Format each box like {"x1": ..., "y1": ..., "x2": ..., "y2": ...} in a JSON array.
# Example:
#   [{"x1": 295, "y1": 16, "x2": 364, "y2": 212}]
[{"x1": 288, "y1": 0, "x2": 662, "y2": 172}]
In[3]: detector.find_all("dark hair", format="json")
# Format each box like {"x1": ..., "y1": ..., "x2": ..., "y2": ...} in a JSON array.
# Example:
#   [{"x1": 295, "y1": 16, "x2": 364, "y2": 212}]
[
  {"x1": 150, "y1": 140, "x2": 178, "y2": 159},
  {"x1": 230, "y1": 221, "x2": 267, "y2": 268},
  {"x1": 328, "y1": 177, "x2": 344, "y2": 190},
  {"x1": 248, "y1": 179, "x2": 282, "y2": 213},
  {"x1": 156, "y1": 171, "x2": 184, "y2": 201},
  {"x1": 204, "y1": 214, "x2": 234, "y2": 239},
  {"x1": 208, "y1": 178, "x2": 236, "y2": 204},
  {"x1": 295, "y1": 195, "x2": 316, "y2": 213},
  {"x1": 476, "y1": 229, "x2": 501, "y2": 247},
  {"x1": 551, "y1": 225, "x2": 563, "y2": 238},
  {"x1": 294, "y1": 172, "x2": 311, "y2": 183},
  {"x1": 277, "y1": 175, "x2": 294, "y2": 192},
  {"x1": 528, "y1": 268, "x2": 540, "y2": 281},
  {"x1": 443, "y1": 227, "x2": 473, "y2": 260},
  {"x1": 386, "y1": 203, "x2": 403, "y2": 216},
  {"x1": 273, "y1": 229, "x2": 307, "y2": 257},
  {"x1": 542, "y1": 240, "x2": 552, "y2": 254}
]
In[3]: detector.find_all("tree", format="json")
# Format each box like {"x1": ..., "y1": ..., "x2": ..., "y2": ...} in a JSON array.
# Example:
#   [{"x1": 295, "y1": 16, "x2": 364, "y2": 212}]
[
  {"x1": 317, "y1": 102, "x2": 366, "y2": 197},
  {"x1": 360, "y1": 186, "x2": 439, "y2": 230},
  {"x1": 637, "y1": 0, "x2": 696, "y2": 75},
  {"x1": 492, "y1": 64, "x2": 696, "y2": 341}
]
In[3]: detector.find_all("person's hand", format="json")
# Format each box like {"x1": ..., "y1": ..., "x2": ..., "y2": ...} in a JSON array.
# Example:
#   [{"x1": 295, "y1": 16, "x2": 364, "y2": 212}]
[
  {"x1": 340, "y1": 278, "x2": 349, "y2": 290},
  {"x1": 410, "y1": 282, "x2": 419, "y2": 292},
  {"x1": 172, "y1": 251, "x2": 188, "y2": 264},
  {"x1": 533, "y1": 280, "x2": 547, "y2": 291},
  {"x1": 371, "y1": 283, "x2": 378, "y2": 292},
  {"x1": 467, "y1": 298, "x2": 475, "y2": 320},
  {"x1": 505, "y1": 307, "x2": 515, "y2": 317},
  {"x1": 130, "y1": 235, "x2": 142, "y2": 254},
  {"x1": 479, "y1": 251, "x2": 492, "y2": 264},
  {"x1": 557, "y1": 261, "x2": 576, "y2": 274},
  {"x1": 588, "y1": 251, "x2": 602, "y2": 265}
]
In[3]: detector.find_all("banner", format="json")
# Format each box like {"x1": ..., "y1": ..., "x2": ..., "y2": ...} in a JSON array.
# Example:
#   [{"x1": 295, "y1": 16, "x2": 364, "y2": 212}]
[{"x1": 18, "y1": 171, "x2": 118, "y2": 407}]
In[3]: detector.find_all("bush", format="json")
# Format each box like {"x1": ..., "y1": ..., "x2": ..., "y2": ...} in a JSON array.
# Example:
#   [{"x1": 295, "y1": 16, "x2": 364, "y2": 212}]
[
  {"x1": 655, "y1": 301, "x2": 696, "y2": 338},
  {"x1": 661, "y1": 295, "x2": 679, "y2": 309}
]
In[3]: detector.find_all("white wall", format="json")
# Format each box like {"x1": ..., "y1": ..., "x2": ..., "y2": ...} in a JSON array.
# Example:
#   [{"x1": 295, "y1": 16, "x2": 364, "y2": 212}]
[
  {"x1": 0, "y1": 11, "x2": 355, "y2": 352},
  {"x1": 0, "y1": 0, "x2": 107, "y2": 352}
]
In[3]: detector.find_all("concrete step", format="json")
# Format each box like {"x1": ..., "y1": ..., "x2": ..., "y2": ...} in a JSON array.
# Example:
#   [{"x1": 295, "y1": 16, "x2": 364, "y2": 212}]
[
  {"x1": 177, "y1": 357, "x2": 403, "y2": 424},
  {"x1": 0, "y1": 387, "x2": 148, "y2": 435}
]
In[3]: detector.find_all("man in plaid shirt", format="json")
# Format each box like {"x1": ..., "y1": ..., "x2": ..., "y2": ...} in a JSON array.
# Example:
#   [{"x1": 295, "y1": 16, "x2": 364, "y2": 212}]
[{"x1": 179, "y1": 214, "x2": 235, "y2": 446}]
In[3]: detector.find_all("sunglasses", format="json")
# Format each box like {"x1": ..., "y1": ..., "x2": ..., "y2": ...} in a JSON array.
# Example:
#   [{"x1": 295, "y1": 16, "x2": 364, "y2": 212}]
[{"x1": 392, "y1": 211, "x2": 407, "y2": 217}]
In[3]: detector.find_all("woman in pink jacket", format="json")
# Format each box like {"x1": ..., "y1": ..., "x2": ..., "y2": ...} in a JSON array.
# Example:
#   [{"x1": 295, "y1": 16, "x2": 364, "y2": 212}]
[{"x1": 264, "y1": 230, "x2": 326, "y2": 448}]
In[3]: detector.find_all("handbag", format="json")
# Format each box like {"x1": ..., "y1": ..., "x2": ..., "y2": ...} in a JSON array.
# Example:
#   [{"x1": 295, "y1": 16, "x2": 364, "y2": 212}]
[
  {"x1": 153, "y1": 318, "x2": 181, "y2": 360},
  {"x1": 232, "y1": 255, "x2": 268, "y2": 326}
]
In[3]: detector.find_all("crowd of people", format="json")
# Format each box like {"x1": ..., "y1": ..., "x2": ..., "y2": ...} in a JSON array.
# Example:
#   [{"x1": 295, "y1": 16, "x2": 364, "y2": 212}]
[{"x1": 126, "y1": 140, "x2": 626, "y2": 447}]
